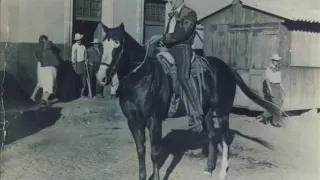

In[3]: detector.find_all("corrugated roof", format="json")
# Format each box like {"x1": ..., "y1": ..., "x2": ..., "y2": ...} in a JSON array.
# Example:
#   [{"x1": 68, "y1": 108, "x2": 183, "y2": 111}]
[{"x1": 241, "y1": 0, "x2": 320, "y2": 23}]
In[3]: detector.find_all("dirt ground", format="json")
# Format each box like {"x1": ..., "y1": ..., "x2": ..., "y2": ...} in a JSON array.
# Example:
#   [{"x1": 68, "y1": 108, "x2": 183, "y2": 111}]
[{"x1": 1, "y1": 97, "x2": 320, "y2": 180}]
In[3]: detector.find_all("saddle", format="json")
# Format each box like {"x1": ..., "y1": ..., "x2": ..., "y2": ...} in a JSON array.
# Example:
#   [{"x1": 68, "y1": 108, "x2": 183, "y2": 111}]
[
  {"x1": 156, "y1": 49, "x2": 209, "y2": 117},
  {"x1": 156, "y1": 50, "x2": 208, "y2": 77}
]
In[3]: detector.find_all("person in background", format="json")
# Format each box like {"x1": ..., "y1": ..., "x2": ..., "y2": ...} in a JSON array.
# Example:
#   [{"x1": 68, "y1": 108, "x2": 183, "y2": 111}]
[
  {"x1": 30, "y1": 35, "x2": 60, "y2": 105},
  {"x1": 256, "y1": 53, "x2": 284, "y2": 127},
  {"x1": 87, "y1": 38, "x2": 105, "y2": 98},
  {"x1": 30, "y1": 35, "x2": 48, "y2": 103},
  {"x1": 71, "y1": 33, "x2": 88, "y2": 98}
]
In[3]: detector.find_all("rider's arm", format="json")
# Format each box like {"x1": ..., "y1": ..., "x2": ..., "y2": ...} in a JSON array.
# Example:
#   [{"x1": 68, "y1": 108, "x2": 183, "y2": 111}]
[{"x1": 162, "y1": 8, "x2": 197, "y2": 45}]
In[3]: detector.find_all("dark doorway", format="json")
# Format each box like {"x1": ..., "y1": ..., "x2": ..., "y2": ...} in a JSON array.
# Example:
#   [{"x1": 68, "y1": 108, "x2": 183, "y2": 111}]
[
  {"x1": 72, "y1": 0, "x2": 102, "y2": 47},
  {"x1": 73, "y1": 20, "x2": 99, "y2": 47},
  {"x1": 144, "y1": 0, "x2": 167, "y2": 56}
]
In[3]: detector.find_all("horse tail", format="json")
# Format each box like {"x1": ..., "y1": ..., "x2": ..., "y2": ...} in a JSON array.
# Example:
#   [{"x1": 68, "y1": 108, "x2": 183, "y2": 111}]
[{"x1": 230, "y1": 68, "x2": 279, "y2": 115}]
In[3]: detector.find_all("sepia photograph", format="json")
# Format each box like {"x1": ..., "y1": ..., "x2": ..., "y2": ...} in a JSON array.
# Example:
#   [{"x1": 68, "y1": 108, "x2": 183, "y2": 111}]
[{"x1": 0, "y1": 0, "x2": 319, "y2": 179}]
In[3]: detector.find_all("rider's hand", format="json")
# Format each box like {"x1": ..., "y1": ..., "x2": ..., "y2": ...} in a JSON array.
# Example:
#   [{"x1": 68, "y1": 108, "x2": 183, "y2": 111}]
[{"x1": 148, "y1": 34, "x2": 163, "y2": 44}]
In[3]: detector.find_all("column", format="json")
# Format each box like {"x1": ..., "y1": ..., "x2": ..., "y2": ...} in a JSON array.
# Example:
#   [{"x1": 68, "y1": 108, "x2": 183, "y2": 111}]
[
  {"x1": 101, "y1": 0, "x2": 115, "y2": 27},
  {"x1": 64, "y1": 0, "x2": 73, "y2": 60}
]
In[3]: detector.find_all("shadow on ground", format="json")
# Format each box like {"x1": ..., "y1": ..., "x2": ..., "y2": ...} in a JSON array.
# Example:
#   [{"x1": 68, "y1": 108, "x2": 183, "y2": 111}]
[
  {"x1": 148, "y1": 128, "x2": 273, "y2": 180},
  {"x1": 4, "y1": 106, "x2": 62, "y2": 145}
]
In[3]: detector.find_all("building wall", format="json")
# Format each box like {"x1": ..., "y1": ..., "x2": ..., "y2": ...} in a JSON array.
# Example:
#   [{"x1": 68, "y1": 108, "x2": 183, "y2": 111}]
[
  {"x1": 201, "y1": 4, "x2": 283, "y2": 111},
  {"x1": 113, "y1": 0, "x2": 144, "y2": 43},
  {"x1": 0, "y1": 0, "x2": 20, "y2": 77},
  {"x1": 281, "y1": 67, "x2": 320, "y2": 110},
  {"x1": 0, "y1": 0, "x2": 70, "y2": 99},
  {"x1": 202, "y1": 5, "x2": 282, "y2": 67},
  {"x1": 201, "y1": 3, "x2": 320, "y2": 111},
  {"x1": 290, "y1": 31, "x2": 320, "y2": 67}
]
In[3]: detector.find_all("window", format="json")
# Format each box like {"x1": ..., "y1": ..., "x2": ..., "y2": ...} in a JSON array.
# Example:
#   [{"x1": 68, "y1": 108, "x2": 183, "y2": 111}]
[
  {"x1": 144, "y1": 2, "x2": 166, "y2": 25},
  {"x1": 75, "y1": 0, "x2": 102, "y2": 21}
]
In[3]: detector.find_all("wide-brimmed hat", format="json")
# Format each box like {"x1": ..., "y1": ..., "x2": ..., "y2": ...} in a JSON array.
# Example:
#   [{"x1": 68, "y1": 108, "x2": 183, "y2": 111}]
[
  {"x1": 74, "y1": 33, "x2": 83, "y2": 41},
  {"x1": 90, "y1": 38, "x2": 101, "y2": 44},
  {"x1": 271, "y1": 53, "x2": 282, "y2": 61}
]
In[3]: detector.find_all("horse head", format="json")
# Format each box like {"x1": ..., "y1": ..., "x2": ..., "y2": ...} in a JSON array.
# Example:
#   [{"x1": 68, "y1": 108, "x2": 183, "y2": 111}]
[{"x1": 96, "y1": 22, "x2": 125, "y2": 86}]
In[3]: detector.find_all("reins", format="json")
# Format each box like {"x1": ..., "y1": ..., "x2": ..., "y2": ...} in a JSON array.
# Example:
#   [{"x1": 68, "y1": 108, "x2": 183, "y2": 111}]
[{"x1": 101, "y1": 41, "x2": 150, "y2": 86}]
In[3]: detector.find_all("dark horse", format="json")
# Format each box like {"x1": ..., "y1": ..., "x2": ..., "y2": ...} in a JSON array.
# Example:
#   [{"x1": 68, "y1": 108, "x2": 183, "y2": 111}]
[{"x1": 96, "y1": 23, "x2": 278, "y2": 180}]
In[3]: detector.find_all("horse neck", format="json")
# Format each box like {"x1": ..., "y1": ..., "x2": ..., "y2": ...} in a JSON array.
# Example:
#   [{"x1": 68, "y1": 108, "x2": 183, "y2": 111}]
[{"x1": 116, "y1": 34, "x2": 152, "y2": 81}]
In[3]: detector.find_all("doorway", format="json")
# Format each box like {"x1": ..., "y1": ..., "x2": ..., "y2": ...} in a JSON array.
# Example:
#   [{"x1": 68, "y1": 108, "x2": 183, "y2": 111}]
[
  {"x1": 144, "y1": 0, "x2": 167, "y2": 56},
  {"x1": 72, "y1": 0, "x2": 102, "y2": 47}
]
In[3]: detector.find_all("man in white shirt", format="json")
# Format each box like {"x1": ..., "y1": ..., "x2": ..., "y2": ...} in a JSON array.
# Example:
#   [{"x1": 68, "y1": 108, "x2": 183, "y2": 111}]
[
  {"x1": 71, "y1": 33, "x2": 88, "y2": 98},
  {"x1": 256, "y1": 53, "x2": 283, "y2": 127}
]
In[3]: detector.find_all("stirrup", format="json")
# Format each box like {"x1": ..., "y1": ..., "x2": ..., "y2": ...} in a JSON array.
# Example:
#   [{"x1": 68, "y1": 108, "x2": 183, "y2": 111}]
[{"x1": 188, "y1": 115, "x2": 203, "y2": 133}]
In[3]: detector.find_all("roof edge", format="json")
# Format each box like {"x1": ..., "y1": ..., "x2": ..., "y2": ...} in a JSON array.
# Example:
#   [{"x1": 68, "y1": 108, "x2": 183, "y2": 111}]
[{"x1": 197, "y1": 4, "x2": 233, "y2": 24}]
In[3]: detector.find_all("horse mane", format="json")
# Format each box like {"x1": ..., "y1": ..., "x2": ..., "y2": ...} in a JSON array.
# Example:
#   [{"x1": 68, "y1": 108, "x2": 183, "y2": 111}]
[
  {"x1": 123, "y1": 31, "x2": 146, "y2": 59},
  {"x1": 114, "y1": 29, "x2": 156, "y2": 81}
]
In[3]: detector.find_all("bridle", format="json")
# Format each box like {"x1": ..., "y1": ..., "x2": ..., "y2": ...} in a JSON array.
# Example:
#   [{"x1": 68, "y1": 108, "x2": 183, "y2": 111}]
[
  {"x1": 99, "y1": 38, "x2": 150, "y2": 85},
  {"x1": 100, "y1": 39, "x2": 125, "y2": 70},
  {"x1": 99, "y1": 39, "x2": 125, "y2": 82}
]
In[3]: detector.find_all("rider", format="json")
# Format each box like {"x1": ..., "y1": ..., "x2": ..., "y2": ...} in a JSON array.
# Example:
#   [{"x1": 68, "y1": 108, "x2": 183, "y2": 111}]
[{"x1": 148, "y1": 0, "x2": 203, "y2": 131}]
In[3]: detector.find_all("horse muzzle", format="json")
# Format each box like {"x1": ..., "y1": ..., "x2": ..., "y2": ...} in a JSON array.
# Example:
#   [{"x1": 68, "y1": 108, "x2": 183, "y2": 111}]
[{"x1": 96, "y1": 72, "x2": 107, "y2": 86}]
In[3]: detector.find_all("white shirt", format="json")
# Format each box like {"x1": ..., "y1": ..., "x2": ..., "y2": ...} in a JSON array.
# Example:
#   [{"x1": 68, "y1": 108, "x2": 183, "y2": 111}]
[
  {"x1": 71, "y1": 43, "x2": 87, "y2": 63},
  {"x1": 265, "y1": 64, "x2": 281, "y2": 83},
  {"x1": 168, "y1": 4, "x2": 184, "y2": 33}
]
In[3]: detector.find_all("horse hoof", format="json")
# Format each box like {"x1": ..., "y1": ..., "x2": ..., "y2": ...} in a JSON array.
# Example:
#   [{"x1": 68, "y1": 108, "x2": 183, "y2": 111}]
[
  {"x1": 203, "y1": 170, "x2": 212, "y2": 176},
  {"x1": 271, "y1": 123, "x2": 281, "y2": 128},
  {"x1": 219, "y1": 171, "x2": 227, "y2": 180}
]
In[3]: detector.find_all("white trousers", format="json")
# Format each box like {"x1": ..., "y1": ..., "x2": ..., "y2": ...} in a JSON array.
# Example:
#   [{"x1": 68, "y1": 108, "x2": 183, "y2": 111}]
[{"x1": 37, "y1": 62, "x2": 57, "y2": 94}]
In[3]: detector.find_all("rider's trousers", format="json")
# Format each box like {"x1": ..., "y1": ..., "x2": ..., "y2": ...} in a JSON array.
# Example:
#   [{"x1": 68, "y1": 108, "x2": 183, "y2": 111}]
[{"x1": 169, "y1": 44, "x2": 203, "y2": 116}]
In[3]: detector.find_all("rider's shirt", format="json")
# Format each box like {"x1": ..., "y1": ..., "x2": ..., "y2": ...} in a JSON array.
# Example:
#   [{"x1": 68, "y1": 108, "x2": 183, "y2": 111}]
[{"x1": 168, "y1": 4, "x2": 184, "y2": 33}]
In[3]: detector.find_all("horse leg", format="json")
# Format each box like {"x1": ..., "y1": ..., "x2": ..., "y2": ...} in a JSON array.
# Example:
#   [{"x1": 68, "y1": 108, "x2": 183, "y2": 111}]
[
  {"x1": 217, "y1": 114, "x2": 230, "y2": 180},
  {"x1": 128, "y1": 120, "x2": 147, "y2": 180},
  {"x1": 148, "y1": 117, "x2": 162, "y2": 180},
  {"x1": 203, "y1": 108, "x2": 218, "y2": 175}
]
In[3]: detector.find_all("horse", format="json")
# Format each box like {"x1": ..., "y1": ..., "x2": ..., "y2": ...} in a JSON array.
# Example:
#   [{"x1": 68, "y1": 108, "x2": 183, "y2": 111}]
[{"x1": 96, "y1": 23, "x2": 278, "y2": 180}]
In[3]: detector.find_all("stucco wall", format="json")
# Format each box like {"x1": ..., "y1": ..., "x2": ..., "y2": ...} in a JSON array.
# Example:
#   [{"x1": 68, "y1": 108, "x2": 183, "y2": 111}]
[
  {"x1": 0, "y1": 0, "x2": 68, "y2": 99},
  {"x1": 113, "y1": 0, "x2": 144, "y2": 43},
  {"x1": 1, "y1": 0, "x2": 67, "y2": 44}
]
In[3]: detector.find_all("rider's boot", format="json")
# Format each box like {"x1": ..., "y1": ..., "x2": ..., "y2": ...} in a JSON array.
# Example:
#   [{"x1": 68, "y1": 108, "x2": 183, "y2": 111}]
[{"x1": 179, "y1": 78, "x2": 204, "y2": 133}]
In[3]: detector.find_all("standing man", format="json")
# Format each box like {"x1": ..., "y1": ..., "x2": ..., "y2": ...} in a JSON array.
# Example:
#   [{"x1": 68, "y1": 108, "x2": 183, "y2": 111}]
[
  {"x1": 256, "y1": 53, "x2": 283, "y2": 127},
  {"x1": 148, "y1": 0, "x2": 203, "y2": 132},
  {"x1": 71, "y1": 33, "x2": 88, "y2": 98},
  {"x1": 87, "y1": 38, "x2": 105, "y2": 98}
]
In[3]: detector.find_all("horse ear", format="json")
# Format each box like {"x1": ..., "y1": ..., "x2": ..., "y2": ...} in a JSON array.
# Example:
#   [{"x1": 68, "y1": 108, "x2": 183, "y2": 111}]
[
  {"x1": 119, "y1": 23, "x2": 124, "y2": 32},
  {"x1": 101, "y1": 23, "x2": 109, "y2": 33}
]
